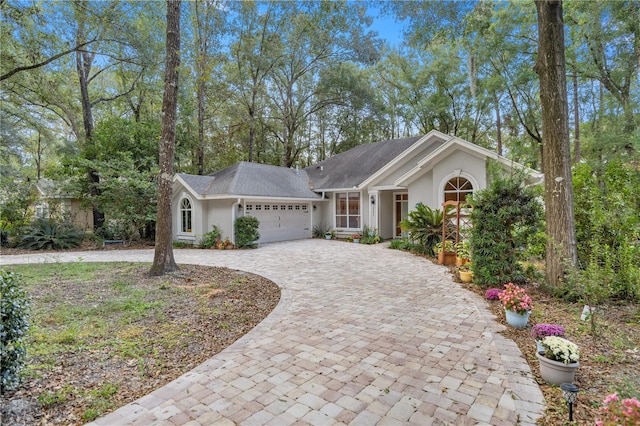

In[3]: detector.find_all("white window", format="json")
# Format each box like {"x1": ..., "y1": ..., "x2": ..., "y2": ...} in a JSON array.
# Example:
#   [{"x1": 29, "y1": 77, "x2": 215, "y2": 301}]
[
  {"x1": 180, "y1": 198, "x2": 192, "y2": 233},
  {"x1": 336, "y1": 192, "x2": 360, "y2": 228}
]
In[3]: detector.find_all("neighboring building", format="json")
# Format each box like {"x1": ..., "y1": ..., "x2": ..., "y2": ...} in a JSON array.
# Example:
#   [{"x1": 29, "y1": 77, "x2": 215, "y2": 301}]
[
  {"x1": 172, "y1": 130, "x2": 543, "y2": 245},
  {"x1": 35, "y1": 179, "x2": 94, "y2": 231}
]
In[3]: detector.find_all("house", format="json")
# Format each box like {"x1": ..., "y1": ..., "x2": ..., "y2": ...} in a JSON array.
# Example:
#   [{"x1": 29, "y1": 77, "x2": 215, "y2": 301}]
[
  {"x1": 172, "y1": 130, "x2": 542, "y2": 245},
  {"x1": 35, "y1": 179, "x2": 94, "y2": 231}
]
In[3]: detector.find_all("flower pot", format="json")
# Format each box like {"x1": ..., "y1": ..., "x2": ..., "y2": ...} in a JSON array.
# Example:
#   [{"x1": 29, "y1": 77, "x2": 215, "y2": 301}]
[
  {"x1": 325, "y1": 235, "x2": 332, "y2": 240},
  {"x1": 459, "y1": 270, "x2": 473, "y2": 283},
  {"x1": 504, "y1": 309, "x2": 530, "y2": 329},
  {"x1": 456, "y1": 257, "x2": 469, "y2": 267},
  {"x1": 536, "y1": 351, "x2": 579, "y2": 385},
  {"x1": 438, "y1": 251, "x2": 456, "y2": 265},
  {"x1": 353, "y1": 239, "x2": 360, "y2": 243}
]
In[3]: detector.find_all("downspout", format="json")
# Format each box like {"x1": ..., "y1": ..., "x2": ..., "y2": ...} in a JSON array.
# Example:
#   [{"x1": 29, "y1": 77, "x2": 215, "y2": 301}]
[{"x1": 232, "y1": 198, "x2": 242, "y2": 245}]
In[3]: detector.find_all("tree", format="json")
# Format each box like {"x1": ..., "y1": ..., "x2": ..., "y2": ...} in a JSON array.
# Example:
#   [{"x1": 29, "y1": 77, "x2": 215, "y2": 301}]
[
  {"x1": 150, "y1": 0, "x2": 181, "y2": 276},
  {"x1": 534, "y1": 0, "x2": 578, "y2": 288}
]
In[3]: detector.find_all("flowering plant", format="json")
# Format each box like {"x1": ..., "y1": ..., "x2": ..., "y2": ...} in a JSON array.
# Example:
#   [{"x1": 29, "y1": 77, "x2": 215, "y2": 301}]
[
  {"x1": 540, "y1": 336, "x2": 579, "y2": 364},
  {"x1": 531, "y1": 323, "x2": 565, "y2": 341},
  {"x1": 596, "y1": 393, "x2": 640, "y2": 426},
  {"x1": 498, "y1": 283, "x2": 533, "y2": 314},
  {"x1": 351, "y1": 232, "x2": 361, "y2": 240},
  {"x1": 485, "y1": 288, "x2": 501, "y2": 301}
]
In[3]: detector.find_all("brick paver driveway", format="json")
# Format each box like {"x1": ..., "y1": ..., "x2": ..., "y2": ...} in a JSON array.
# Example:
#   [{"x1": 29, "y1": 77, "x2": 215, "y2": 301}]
[{"x1": 1, "y1": 239, "x2": 544, "y2": 425}]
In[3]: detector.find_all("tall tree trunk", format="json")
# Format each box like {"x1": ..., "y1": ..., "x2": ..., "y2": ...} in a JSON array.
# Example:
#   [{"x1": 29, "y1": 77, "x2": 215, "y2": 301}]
[
  {"x1": 495, "y1": 93, "x2": 503, "y2": 156},
  {"x1": 572, "y1": 67, "x2": 580, "y2": 163},
  {"x1": 150, "y1": 0, "x2": 181, "y2": 276},
  {"x1": 74, "y1": 8, "x2": 105, "y2": 230},
  {"x1": 534, "y1": 0, "x2": 578, "y2": 288}
]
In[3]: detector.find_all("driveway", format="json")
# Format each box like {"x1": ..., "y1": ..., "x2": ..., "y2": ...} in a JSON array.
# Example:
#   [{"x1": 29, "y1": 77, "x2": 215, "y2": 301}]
[{"x1": 1, "y1": 240, "x2": 544, "y2": 425}]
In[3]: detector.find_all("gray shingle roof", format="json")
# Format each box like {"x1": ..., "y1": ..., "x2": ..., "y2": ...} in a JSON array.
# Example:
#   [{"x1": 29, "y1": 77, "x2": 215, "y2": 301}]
[
  {"x1": 304, "y1": 136, "x2": 423, "y2": 189},
  {"x1": 178, "y1": 162, "x2": 321, "y2": 199}
]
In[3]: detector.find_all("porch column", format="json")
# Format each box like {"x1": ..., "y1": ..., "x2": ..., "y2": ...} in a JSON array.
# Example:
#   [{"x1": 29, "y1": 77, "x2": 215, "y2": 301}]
[{"x1": 368, "y1": 191, "x2": 379, "y2": 233}]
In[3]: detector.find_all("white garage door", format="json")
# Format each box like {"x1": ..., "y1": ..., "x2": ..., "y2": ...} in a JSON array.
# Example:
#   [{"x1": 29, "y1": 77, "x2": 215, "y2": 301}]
[{"x1": 245, "y1": 203, "x2": 310, "y2": 243}]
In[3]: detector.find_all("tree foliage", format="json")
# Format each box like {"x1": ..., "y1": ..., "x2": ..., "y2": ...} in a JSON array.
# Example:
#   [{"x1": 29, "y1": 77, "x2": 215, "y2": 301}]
[{"x1": 468, "y1": 174, "x2": 543, "y2": 286}]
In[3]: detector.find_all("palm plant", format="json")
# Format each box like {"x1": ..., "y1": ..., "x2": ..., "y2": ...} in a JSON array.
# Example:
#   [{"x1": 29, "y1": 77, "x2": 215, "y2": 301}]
[
  {"x1": 399, "y1": 203, "x2": 449, "y2": 253},
  {"x1": 18, "y1": 219, "x2": 84, "y2": 250}
]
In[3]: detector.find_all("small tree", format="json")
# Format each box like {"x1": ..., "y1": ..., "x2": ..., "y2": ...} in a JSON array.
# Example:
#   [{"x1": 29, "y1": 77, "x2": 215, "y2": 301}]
[
  {"x1": 468, "y1": 174, "x2": 543, "y2": 286},
  {"x1": 1, "y1": 271, "x2": 30, "y2": 393}
]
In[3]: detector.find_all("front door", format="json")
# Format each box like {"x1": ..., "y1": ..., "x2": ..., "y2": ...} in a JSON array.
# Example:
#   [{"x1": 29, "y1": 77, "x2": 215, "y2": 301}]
[{"x1": 394, "y1": 193, "x2": 408, "y2": 237}]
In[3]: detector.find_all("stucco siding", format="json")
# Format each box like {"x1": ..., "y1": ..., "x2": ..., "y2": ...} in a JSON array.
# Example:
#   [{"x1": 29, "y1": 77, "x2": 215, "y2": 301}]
[
  {"x1": 432, "y1": 151, "x2": 486, "y2": 205},
  {"x1": 205, "y1": 199, "x2": 236, "y2": 243}
]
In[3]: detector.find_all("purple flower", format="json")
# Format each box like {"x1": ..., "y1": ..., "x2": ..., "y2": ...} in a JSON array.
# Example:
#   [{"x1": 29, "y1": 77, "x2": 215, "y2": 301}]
[
  {"x1": 531, "y1": 323, "x2": 566, "y2": 340},
  {"x1": 485, "y1": 288, "x2": 501, "y2": 301}
]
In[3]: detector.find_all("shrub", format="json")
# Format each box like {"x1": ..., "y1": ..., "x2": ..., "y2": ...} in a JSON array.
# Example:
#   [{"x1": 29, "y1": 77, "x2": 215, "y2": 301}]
[
  {"x1": 235, "y1": 216, "x2": 260, "y2": 248},
  {"x1": 468, "y1": 174, "x2": 542, "y2": 286},
  {"x1": 199, "y1": 225, "x2": 222, "y2": 249},
  {"x1": 18, "y1": 219, "x2": 84, "y2": 250},
  {"x1": 1, "y1": 271, "x2": 31, "y2": 393}
]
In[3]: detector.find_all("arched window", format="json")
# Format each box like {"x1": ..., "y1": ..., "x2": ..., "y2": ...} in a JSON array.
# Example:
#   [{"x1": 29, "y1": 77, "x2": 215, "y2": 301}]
[
  {"x1": 180, "y1": 198, "x2": 192, "y2": 233},
  {"x1": 444, "y1": 177, "x2": 473, "y2": 203}
]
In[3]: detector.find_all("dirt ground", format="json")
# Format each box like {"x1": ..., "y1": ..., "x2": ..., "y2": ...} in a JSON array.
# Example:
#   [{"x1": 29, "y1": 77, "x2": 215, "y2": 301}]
[
  {"x1": 0, "y1": 256, "x2": 280, "y2": 426},
  {"x1": 456, "y1": 274, "x2": 640, "y2": 425}
]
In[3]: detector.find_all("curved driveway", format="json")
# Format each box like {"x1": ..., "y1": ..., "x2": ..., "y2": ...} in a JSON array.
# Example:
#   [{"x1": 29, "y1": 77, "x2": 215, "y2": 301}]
[{"x1": 1, "y1": 240, "x2": 544, "y2": 425}]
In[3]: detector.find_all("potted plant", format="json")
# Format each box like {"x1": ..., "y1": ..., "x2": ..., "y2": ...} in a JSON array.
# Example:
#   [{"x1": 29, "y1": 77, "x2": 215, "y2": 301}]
[
  {"x1": 536, "y1": 336, "x2": 580, "y2": 385},
  {"x1": 435, "y1": 240, "x2": 456, "y2": 265},
  {"x1": 345, "y1": 235, "x2": 353, "y2": 242},
  {"x1": 455, "y1": 240, "x2": 471, "y2": 266},
  {"x1": 531, "y1": 323, "x2": 565, "y2": 353},
  {"x1": 498, "y1": 283, "x2": 533, "y2": 329},
  {"x1": 458, "y1": 263, "x2": 473, "y2": 283},
  {"x1": 325, "y1": 231, "x2": 333, "y2": 240},
  {"x1": 351, "y1": 232, "x2": 361, "y2": 243}
]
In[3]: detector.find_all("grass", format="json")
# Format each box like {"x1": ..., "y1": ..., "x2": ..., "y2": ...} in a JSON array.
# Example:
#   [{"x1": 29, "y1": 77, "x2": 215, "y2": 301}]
[{"x1": 0, "y1": 261, "x2": 281, "y2": 425}]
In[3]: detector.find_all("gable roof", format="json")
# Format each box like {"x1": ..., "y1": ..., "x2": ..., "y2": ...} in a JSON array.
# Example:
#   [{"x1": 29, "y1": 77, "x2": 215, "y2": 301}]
[
  {"x1": 304, "y1": 136, "x2": 423, "y2": 190},
  {"x1": 176, "y1": 162, "x2": 321, "y2": 200},
  {"x1": 394, "y1": 136, "x2": 544, "y2": 186}
]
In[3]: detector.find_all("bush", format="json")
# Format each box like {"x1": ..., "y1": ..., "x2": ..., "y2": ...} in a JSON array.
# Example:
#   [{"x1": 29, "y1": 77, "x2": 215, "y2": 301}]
[
  {"x1": 235, "y1": 216, "x2": 260, "y2": 248},
  {"x1": 468, "y1": 174, "x2": 542, "y2": 286},
  {"x1": 1, "y1": 271, "x2": 31, "y2": 393},
  {"x1": 18, "y1": 219, "x2": 84, "y2": 250},
  {"x1": 199, "y1": 225, "x2": 222, "y2": 249}
]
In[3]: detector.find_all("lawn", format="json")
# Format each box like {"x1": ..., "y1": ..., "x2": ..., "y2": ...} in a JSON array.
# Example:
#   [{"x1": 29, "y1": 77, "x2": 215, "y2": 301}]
[{"x1": 0, "y1": 262, "x2": 280, "y2": 425}]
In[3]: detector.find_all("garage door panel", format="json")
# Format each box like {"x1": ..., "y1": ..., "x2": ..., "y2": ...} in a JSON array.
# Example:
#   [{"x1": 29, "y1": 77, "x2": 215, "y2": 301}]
[{"x1": 246, "y1": 203, "x2": 309, "y2": 244}]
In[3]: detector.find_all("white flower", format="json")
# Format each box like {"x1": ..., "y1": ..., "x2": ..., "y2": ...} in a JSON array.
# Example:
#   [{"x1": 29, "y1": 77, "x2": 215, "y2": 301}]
[{"x1": 541, "y1": 336, "x2": 580, "y2": 364}]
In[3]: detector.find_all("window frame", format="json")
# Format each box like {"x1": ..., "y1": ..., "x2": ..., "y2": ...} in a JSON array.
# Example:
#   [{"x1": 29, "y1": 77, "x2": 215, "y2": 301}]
[
  {"x1": 335, "y1": 191, "x2": 360, "y2": 229},
  {"x1": 178, "y1": 197, "x2": 193, "y2": 234}
]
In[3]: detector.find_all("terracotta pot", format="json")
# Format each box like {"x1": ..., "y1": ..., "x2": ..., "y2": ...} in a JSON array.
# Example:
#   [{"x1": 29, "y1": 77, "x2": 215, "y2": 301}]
[
  {"x1": 456, "y1": 257, "x2": 469, "y2": 267},
  {"x1": 536, "y1": 351, "x2": 579, "y2": 385},
  {"x1": 438, "y1": 251, "x2": 456, "y2": 265}
]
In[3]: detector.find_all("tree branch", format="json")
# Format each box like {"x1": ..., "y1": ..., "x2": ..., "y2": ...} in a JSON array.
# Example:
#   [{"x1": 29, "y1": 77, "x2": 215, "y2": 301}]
[{"x1": 1, "y1": 39, "x2": 97, "y2": 81}]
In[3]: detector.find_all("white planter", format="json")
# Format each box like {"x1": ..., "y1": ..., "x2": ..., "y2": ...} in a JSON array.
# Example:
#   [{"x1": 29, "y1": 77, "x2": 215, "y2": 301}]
[
  {"x1": 536, "y1": 351, "x2": 579, "y2": 385},
  {"x1": 505, "y1": 309, "x2": 530, "y2": 329}
]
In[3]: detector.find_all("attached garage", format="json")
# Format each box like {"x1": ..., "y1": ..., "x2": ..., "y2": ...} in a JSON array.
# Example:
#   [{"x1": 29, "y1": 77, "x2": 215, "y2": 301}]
[{"x1": 245, "y1": 202, "x2": 310, "y2": 243}]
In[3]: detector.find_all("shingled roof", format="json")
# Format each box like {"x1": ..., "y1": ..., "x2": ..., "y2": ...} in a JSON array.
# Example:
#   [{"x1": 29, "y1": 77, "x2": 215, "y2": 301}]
[
  {"x1": 177, "y1": 162, "x2": 321, "y2": 199},
  {"x1": 304, "y1": 136, "x2": 423, "y2": 190}
]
